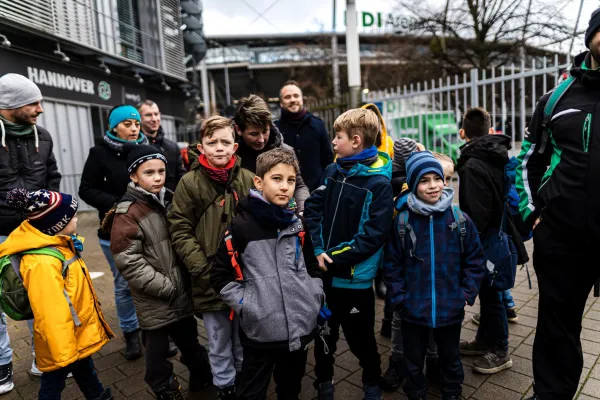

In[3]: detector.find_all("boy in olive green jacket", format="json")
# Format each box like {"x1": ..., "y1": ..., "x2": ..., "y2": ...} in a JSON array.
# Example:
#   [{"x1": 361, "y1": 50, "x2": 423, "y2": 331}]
[{"x1": 169, "y1": 116, "x2": 254, "y2": 399}]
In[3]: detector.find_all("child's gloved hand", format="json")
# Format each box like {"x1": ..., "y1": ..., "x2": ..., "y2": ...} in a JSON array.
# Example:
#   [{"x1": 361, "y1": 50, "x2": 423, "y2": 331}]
[{"x1": 318, "y1": 306, "x2": 332, "y2": 326}]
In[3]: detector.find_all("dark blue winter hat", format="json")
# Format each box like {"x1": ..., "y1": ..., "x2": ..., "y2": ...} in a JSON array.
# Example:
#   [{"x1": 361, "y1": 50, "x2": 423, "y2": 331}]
[
  {"x1": 406, "y1": 151, "x2": 444, "y2": 193},
  {"x1": 6, "y1": 188, "x2": 78, "y2": 235}
]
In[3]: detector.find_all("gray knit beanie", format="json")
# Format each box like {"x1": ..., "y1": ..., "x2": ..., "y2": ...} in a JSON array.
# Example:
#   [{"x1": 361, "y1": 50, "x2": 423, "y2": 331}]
[
  {"x1": 0, "y1": 74, "x2": 43, "y2": 110},
  {"x1": 393, "y1": 137, "x2": 418, "y2": 165}
]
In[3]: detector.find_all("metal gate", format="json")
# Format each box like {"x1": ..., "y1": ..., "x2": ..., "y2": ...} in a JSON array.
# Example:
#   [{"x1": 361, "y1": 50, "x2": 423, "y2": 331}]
[
  {"x1": 363, "y1": 55, "x2": 571, "y2": 158},
  {"x1": 37, "y1": 99, "x2": 95, "y2": 211}
]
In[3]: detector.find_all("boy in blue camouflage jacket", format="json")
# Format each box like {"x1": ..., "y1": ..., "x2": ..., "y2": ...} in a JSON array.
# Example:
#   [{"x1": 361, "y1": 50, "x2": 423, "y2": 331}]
[{"x1": 384, "y1": 151, "x2": 485, "y2": 400}]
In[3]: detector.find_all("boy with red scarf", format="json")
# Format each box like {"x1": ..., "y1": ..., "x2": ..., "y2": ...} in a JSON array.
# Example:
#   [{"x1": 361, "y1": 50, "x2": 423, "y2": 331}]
[{"x1": 169, "y1": 116, "x2": 254, "y2": 400}]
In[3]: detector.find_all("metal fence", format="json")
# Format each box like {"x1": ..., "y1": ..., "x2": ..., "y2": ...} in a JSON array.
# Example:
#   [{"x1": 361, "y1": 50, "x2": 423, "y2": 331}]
[{"x1": 363, "y1": 55, "x2": 571, "y2": 158}]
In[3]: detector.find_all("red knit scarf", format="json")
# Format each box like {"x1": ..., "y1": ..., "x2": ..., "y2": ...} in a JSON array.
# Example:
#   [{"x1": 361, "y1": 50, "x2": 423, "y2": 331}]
[{"x1": 198, "y1": 154, "x2": 236, "y2": 184}]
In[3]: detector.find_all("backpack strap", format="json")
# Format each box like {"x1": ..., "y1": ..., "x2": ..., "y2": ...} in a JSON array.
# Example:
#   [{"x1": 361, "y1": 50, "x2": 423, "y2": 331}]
[
  {"x1": 14, "y1": 247, "x2": 81, "y2": 327},
  {"x1": 397, "y1": 210, "x2": 417, "y2": 257},
  {"x1": 224, "y1": 231, "x2": 244, "y2": 321},
  {"x1": 539, "y1": 76, "x2": 575, "y2": 154},
  {"x1": 451, "y1": 205, "x2": 467, "y2": 253}
]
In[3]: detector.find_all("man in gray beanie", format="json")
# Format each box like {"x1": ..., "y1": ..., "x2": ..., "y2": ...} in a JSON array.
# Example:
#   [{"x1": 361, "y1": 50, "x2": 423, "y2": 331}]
[{"x1": 0, "y1": 73, "x2": 61, "y2": 390}]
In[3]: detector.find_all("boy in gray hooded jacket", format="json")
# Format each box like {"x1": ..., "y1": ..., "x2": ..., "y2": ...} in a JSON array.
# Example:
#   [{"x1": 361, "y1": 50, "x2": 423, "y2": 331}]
[{"x1": 211, "y1": 148, "x2": 324, "y2": 400}]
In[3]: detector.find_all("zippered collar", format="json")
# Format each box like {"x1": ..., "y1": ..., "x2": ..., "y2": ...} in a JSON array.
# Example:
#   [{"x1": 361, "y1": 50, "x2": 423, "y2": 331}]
[{"x1": 334, "y1": 152, "x2": 392, "y2": 180}]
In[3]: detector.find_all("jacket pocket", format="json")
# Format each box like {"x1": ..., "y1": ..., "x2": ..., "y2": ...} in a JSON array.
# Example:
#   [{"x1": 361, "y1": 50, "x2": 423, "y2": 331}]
[{"x1": 239, "y1": 276, "x2": 288, "y2": 343}]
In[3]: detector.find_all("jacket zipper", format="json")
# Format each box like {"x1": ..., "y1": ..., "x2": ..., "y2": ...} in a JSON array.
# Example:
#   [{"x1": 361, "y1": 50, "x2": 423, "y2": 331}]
[
  {"x1": 583, "y1": 113, "x2": 592, "y2": 153},
  {"x1": 325, "y1": 176, "x2": 346, "y2": 249},
  {"x1": 430, "y1": 215, "x2": 436, "y2": 328}
]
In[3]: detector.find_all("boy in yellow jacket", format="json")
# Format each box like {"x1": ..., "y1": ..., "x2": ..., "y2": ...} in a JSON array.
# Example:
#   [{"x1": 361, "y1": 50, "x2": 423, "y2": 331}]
[{"x1": 0, "y1": 188, "x2": 114, "y2": 400}]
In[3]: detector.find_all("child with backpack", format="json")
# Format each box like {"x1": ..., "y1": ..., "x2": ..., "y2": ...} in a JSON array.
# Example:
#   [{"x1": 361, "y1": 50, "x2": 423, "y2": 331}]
[
  {"x1": 0, "y1": 188, "x2": 114, "y2": 400},
  {"x1": 169, "y1": 116, "x2": 255, "y2": 400},
  {"x1": 304, "y1": 108, "x2": 394, "y2": 400},
  {"x1": 105, "y1": 145, "x2": 212, "y2": 400},
  {"x1": 211, "y1": 148, "x2": 324, "y2": 400},
  {"x1": 384, "y1": 151, "x2": 486, "y2": 400}
]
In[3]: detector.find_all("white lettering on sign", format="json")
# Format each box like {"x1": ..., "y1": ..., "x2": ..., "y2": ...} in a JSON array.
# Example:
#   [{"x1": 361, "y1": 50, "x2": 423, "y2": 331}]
[{"x1": 27, "y1": 67, "x2": 95, "y2": 95}]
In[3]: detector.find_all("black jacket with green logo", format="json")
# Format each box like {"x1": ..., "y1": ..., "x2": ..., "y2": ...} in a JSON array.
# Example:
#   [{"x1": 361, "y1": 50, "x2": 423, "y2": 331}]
[{"x1": 516, "y1": 51, "x2": 600, "y2": 253}]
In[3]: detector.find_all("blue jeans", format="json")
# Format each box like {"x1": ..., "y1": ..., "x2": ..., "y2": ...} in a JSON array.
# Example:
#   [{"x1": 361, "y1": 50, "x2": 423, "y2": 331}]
[
  {"x1": 99, "y1": 239, "x2": 138, "y2": 333},
  {"x1": 475, "y1": 284, "x2": 509, "y2": 352},
  {"x1": 501, "y1": 289, "x2": 515, "y2": 309},
  {"x1": 39, "y1": 357, "x2": 104, "y2": 400}
]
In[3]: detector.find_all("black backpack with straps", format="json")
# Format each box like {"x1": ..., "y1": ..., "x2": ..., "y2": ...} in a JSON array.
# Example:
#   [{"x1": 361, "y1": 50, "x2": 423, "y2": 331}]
[{"x1": 397, "y1": 205, "x2": 468, "y2": 257}]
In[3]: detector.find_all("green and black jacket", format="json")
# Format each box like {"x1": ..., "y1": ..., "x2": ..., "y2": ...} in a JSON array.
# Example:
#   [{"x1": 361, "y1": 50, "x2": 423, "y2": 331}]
[{"x1": 516, "y1": 51, "x2": 600, "y2": 252}]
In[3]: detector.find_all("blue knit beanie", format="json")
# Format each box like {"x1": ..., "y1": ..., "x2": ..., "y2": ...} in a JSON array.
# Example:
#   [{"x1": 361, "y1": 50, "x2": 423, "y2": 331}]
[
  {"x1": 406, "y1": 151, "x2": 444, "y2": 193},
  {"x1": 108, "y1": 105, "x2": 140, "y2": 131}
]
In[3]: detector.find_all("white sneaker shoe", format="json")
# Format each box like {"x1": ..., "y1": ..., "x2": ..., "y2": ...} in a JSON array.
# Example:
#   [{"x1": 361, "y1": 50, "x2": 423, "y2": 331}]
[
  {"x1": 30, "y1": 360, "x2": 42, "y2": 376},
  {"x1": 31, "y1": 360, "x2": 73, "y2": 378}
]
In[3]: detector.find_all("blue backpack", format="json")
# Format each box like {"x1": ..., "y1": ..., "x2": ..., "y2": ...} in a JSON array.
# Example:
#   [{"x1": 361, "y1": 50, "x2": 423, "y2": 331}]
[{"x1": 505, "y1": 157, "x2": 533, "y2": 242}]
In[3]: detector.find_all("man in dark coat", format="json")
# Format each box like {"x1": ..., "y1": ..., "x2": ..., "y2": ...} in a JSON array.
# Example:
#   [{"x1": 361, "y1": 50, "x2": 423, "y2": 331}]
[
  {"x1": 457, "y1": 108, "x2": 528, "y2": 377},
  {"x1": 0, "y1": 73, "x2": 62, "y2": 392},
  {"x1": 137, "y1": 100, "x2": 186, "y2": 191},
  {"x1": 275, "y1": 81, "x2": 334, "y2": 192},
  {"x1": 515, "y1": 9, "x2": 600, "y2": 399}
]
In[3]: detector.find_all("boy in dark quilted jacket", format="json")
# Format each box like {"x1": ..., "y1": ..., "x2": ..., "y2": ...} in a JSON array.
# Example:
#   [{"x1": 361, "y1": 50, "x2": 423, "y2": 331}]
[
  {"x1": 108, "y1": 146, "x2": 211, "y2": 400},
  {"x1": 384, "y1": 151, "x2": 486, "y2": 400}
]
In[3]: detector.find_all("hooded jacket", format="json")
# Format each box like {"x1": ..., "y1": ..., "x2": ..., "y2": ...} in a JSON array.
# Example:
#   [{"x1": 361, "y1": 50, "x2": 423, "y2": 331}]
[
  {"x1": 79, "y1": 134, "x2": 149, "y2": 240},
  {"x1": 147, "y1": 127, "x2": 186, "y2": 192},
  {"x1": 234, "y1": 124, "x2": 309, "y2": 212},
  {"x1": 517, "y1": 51, "x2": 600, "y2": 254},
  {"x1": 384, "y1": 195, "x2": 486, "y2": 328},
  {"x1": 108, "y1": 184, "x2": 194, "y2": 330},
  {"x1": 168, "y1": 155, "x2": 255, "y2": 313},
  {"x1": 304, "y1": 152, "x2": 394, "y2": 289},
  {"x1": 275, "y1": 111, "x2": 334, "y2": 192},
  {"x1": 458, "y1": 134, "x2": 529, "y2": 264},
  {"x1": 211, "y1": 191, "x2": 324, "y2": 351},
  {"x1": 0, "y1": 222, "x2": 114, "y2": 372},
  {"x1": 0, "y1": 124, "x2": 61, "y2": 236}
]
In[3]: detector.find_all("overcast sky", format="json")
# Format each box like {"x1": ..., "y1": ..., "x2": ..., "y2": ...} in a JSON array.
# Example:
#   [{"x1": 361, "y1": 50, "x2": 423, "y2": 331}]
[{"x1": 203, "y1": 0, "x2": 600, "y2": 55}]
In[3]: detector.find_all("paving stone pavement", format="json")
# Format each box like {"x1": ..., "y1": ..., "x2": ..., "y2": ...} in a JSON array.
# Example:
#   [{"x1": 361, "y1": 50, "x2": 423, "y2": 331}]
[{"x1": 6, "y1": 211, "x2": 600, "y2": 400}]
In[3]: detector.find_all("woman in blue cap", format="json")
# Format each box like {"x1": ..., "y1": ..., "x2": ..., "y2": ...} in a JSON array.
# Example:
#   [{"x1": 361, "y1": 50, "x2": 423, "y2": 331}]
[{"x1": 78, "y1": 104, "x2": 154, "y2": 361}]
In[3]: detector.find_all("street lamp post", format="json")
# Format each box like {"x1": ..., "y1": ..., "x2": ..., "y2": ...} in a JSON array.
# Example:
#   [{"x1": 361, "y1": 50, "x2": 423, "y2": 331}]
[{"x1": 345, "y1": 0, "x2": 361, "y2": 108}]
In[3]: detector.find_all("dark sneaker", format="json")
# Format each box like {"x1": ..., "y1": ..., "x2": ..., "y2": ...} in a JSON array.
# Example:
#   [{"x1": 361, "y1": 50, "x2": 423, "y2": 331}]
[
  {"x1": 381, "y1": 355, "x2": 404, "y2": 390},
  {"x1": 525, "y1": 395, "x2": 540, "y2": 400},
  {"x1": 380, "y1": 318, "x2": 391, "y2": 338},
  {"x1": 425, "y1": 356, "x2": 440, "y2": 383},
  {"x1": 155, "y1": 377, "x2": 184, "y2": 400},
  {"x1": 167, "y1": 339, "x2": 178, "y2": 358},
  {"x1": 0, "y1": 362, "x2": 14, "y2": 394},
  {"x1": 472, "y1": 352, "x2": 513, "y2": 374},
  {"x1": 317, "y1": 381, "x2": 335, "y2": 400},
  {"x1": 217, "y1": 385, "x2": 236, "y2": 400},
  {"x1": 124, "y1": 329, "x2": 143, "y2": 361},
  {"x1": 91, "y1": 388, "x2": 113, "y2": 400},
  {"x1": 506, "y1": 308, "x2": 519, "y2": 323},
  {"x1": 459, "y1": 338, "x2": 490, "y2": 356},
  {"x1": 363, "y1": 385, "x2": 382, "y2": 400},
  {"x1": 471, "y1": 313, "x2": 480, "y2": 325}
]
